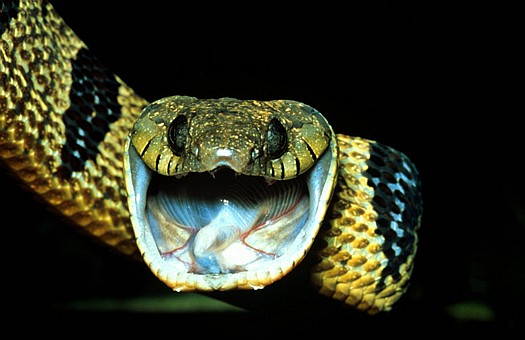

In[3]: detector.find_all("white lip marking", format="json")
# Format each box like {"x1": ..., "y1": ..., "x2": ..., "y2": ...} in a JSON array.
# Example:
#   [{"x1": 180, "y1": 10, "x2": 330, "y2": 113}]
[{"x1": 216, "y1": 149, "x2": 233, "y2": 157}]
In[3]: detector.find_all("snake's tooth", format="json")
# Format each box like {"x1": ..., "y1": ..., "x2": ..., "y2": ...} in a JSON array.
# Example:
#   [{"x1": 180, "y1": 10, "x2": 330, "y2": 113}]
[
  {"x1": 255, "y1": 270, "x2": 274, "y2": 287},
  {"x1": 243, "y1": 270, "x2": 262, "y2": 290},
  {"x1": 267, "y1": 264, "x2": 285, "y2": 283}
]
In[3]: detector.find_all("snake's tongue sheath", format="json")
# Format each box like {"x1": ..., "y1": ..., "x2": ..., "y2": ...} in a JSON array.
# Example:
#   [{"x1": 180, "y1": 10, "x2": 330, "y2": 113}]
[{"x1": 191, "y1": 208, "x2": 255, "y2": 274}]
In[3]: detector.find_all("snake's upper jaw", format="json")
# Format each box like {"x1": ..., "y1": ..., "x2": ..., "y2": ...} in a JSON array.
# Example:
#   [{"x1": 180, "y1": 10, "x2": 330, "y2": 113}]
[{"x1": 124, "y1": 136, "x2": 338, "y2": 292}]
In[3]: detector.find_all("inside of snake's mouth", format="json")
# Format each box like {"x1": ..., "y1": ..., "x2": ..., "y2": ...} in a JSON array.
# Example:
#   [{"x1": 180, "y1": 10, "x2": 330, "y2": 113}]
[{"x1": 145, "y1": 169, "x2": 309, "y2": 275}]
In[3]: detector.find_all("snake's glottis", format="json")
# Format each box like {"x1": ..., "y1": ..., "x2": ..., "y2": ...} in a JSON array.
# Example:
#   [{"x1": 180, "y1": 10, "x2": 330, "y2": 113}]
[{"x1": 0, "y1": 0, "x2": 423, "y2": 314}]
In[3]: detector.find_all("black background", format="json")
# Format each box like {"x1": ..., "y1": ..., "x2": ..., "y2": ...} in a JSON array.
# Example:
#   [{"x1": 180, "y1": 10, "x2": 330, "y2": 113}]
[{"x1": 3, "y1": 1, "x2": 522, "y2": 337}]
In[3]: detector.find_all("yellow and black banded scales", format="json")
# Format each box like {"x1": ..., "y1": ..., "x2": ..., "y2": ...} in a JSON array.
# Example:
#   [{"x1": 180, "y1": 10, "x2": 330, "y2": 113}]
[
  {"x1": 312, "y1": 136, "x2": 422, "y2": 313},
  {"x1": 0, "y1": 0, "x2": 147, "y2": 257},
  {"x1": 0, "y1": 0, "x2": 422, "y2": 314}
]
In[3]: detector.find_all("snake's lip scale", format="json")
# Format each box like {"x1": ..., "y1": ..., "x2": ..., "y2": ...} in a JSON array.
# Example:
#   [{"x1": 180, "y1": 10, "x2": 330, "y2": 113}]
[{"x1": 124, "y1": 135, "x2": 338, "y2": 292}]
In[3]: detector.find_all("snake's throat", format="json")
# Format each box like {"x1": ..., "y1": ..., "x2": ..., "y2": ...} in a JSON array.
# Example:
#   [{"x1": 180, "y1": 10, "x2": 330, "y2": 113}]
[
  {"x1": 145, "y1": 171, "x2": 310, "y2": 275},
  {"x1": 124, "y1": 137, "x2": 338, "y2": 291}
]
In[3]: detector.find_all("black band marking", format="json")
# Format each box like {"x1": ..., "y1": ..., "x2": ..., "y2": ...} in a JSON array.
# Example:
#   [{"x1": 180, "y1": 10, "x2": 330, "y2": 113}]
[
  {"x1": 363, "y1": 142, "x2": 423, "y2": 292},
  {"x1": 155, "y1": 154, "x2": 161, "y2": 172},
  {"x1": 294, "y1": 157, "x2": 301, "y2": 177},
  {"x1": 140, "y1": 138, "x2": 153, "y2": 157},
  {"x1": 57, "y1": 48, "x2": 122, "y2": 178},
  {"x1": 304, "y1": 139, "x2": 318, "y2": 162}
]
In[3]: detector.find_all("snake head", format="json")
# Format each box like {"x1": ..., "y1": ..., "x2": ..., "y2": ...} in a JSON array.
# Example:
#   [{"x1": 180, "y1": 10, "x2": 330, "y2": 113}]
[
  {"x1": 127, "y1": 96, "x2": 333, "y2": 180},
  {"x1": 124, "y1": 96, "x2": 338, "y2": 291}
]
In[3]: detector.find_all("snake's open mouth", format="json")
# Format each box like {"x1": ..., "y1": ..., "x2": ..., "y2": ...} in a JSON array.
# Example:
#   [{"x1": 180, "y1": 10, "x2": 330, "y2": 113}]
[
  {"x1": 146, "y1": 169, "x2": 309, "y2": 275},
  {"x1": 124, "y1": 140, "x2": 337, "y2": 291}
]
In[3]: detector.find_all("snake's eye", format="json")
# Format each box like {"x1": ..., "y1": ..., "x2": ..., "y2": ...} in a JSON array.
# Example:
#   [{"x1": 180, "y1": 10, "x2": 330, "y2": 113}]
[
  {"x1": 267, "y1": 118, "x2": 288, "y2": 159},
  {"x1": 167, "y1": 115, "x2": 189, "y2": 156}
]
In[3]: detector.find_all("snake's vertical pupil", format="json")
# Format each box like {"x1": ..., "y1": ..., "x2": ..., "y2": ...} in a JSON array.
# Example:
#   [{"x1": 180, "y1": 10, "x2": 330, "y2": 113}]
[
  {"x1": 167, "y1": 115, "x2": 189, "y2": 156},
  {"x1": 267, "y1": 118, "x2": 288, "y2": 159}
]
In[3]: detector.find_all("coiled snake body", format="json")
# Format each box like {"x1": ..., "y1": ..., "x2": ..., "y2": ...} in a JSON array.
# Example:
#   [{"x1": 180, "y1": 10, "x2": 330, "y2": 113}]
[{"x1": 0, "y1": 1, "x2": 423, "y2": 314}]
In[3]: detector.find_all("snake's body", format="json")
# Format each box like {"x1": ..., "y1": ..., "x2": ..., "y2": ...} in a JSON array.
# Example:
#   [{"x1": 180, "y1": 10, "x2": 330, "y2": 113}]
[{"x1": 0, "y1": 1, "x2": 422, "y2": 314}]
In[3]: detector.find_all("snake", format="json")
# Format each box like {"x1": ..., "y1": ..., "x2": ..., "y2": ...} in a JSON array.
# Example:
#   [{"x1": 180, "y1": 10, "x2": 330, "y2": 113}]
[{"x1": 0, "y1": 0, "x2": 423, "y2": 315}]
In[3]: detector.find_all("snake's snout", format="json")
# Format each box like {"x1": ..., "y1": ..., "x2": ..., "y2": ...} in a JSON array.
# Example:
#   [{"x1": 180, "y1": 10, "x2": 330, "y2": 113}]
[{"x1": 200, "y1": 147, "x2": 249, "y2": 175}]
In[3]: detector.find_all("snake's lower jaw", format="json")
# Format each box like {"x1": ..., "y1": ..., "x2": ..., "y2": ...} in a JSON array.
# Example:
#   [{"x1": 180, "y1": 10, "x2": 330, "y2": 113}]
[{"x1": 124, "y1": 137, "x2": 339, "y2": 291}]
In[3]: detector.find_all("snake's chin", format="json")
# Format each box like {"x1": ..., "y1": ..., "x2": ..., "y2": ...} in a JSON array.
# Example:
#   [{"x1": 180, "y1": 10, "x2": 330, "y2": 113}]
[{"x1": 124, "y1": 137, "x2": 338, "y2": 291}]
